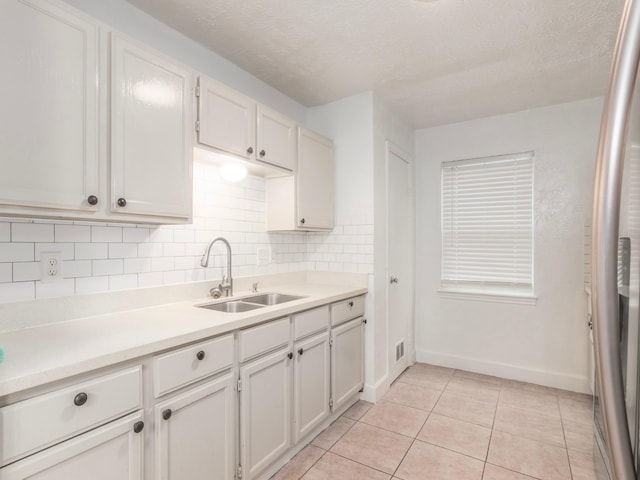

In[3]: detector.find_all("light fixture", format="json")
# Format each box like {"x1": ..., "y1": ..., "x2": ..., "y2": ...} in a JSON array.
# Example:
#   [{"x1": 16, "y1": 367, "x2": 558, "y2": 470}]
[{"x1": 219, "y1": 162, "x2": 248, "y2": 182}]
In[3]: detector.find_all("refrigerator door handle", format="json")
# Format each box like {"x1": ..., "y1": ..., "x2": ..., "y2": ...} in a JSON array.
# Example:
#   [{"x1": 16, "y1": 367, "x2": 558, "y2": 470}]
[{"x1": 592, "y1": 0, "x2": 640, "y2": 478}]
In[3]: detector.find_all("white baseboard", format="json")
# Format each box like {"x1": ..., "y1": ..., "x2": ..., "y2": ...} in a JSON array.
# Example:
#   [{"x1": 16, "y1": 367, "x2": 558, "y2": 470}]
[
  {"x1": 415, "y1": 349, "x2": 591, "y2": 393},
  {"x1": 360, "y1": 374, "x2": 389, "y2": 402}
]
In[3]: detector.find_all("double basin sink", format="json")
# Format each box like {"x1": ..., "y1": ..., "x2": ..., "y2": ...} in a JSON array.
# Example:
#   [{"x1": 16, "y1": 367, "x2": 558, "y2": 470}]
[{"x1": 197, "y1": 293, "x2": 306, "y2": 313}]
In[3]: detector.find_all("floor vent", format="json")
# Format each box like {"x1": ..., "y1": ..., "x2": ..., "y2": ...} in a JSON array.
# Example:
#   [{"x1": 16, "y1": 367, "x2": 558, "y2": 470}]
[{"x1": 395, "y1": 340, "x2": 405, "y2": 361}]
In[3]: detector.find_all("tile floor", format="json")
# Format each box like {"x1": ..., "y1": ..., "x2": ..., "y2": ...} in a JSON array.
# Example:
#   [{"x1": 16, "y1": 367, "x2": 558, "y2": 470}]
[{"x1": 272, "y1": 363, "x2": 597, "y2": 480}]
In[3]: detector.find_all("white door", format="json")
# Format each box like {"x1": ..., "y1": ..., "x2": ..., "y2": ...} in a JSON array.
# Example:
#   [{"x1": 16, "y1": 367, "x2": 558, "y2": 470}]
[
  {"x1": 387, "y1": 144, "x2": 413, "y2": 382},
  {"x1": 293, "y1": 332, "x2": 330, "y2": 443},
  {"x1": 110, "y1": 33, "x2": 192, "y2": 219},
  {"x1": 240, "y1": 348, "x2": 292, "y2": 480},
  {"x1": 331, "y1": 318, "x2": 364, "y2": 411},
  {"x1": 0, "y1": 0, "x2": 100, "y2": 214},
  {"x1": 0, "y1": 412, "x2": 144, "y2": 480},
  {"x1": 197, "y1": 76, "x2": 256, "y2": 161},
  {"x1": 256, "y1": 105, "x2": 296, "y2": 171},
  {"x1": 154, "y1": 375, "x2": 235, "y2": 480},
  {"x1": 297, "y1": 128, "x2": 334, "y2": 230}
]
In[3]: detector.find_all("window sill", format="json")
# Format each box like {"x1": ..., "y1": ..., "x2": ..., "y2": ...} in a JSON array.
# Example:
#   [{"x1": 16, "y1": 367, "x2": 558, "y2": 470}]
[{"x1": 437, "y1": 288, "x2": 537, "y2": 306}]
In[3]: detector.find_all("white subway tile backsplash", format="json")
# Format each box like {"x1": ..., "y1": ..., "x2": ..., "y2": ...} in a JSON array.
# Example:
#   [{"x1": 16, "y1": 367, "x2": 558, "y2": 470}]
[
  {"x1": 91, "y1": 226, "x2": 122, "y2": 243},
  {"x1": 13, "y1": 262, "x2": 40, "y2": 282},
  {"x1": 93, "y1": 259, "x2": 123, "y2": 276},
  {"x1": 138, "y1": 243, "x2": 164, "y2": 258},
  {"x1": 0, "y1": 243, "x2": 34, "y2": 262},
  {"x1": 163, "y1": 270, "x2": 185, "y2": 285},
  {"x1": 55, "y1": 225, "x2": 90, "y2": 243},
  {"x1": 124, "y1": 258, "x2": 152, "y2": 274},
  {"x1": 75, "y1": 276, "x2": 109, "y2": 295},
  {"x1": 109, "y1": 274, "x2": 138, "y2": 291},
  {"x1": 0, "y1": 222, "x2": 10, "y2": 242},
  {"x1": 0, "y1": 281, "x2": 35, "y2": 302},
  {"x1": 35, "y1": 279, "x2": 75, "y2": 299},
  {"x1": 108, "y1": 243, "x2": 138, "y2": 259},
  {"x1": 12, "y1": 223, "x2": 54, "y2": 242},
  {"x1": 122, "y1": 227, "x2": 151, "y2": 243},
  {"x1": 35, "y1": 243, "x2": 74, "y2": 260},
  {"x1": 151, "y1": 257, "x2": 174, "y2": 272},
  {"x1": 138, "y1": 272, "x2": 163, "y2": 288},
  {"x1": 64, "y1": 260, "x2": 92, "y2": 278},
  {"x1": 76, "y1": 243, "x2": 108, "y2": 260},
  {"x1": 0, "y1": 263, "x2": 12, "y2": 283}
]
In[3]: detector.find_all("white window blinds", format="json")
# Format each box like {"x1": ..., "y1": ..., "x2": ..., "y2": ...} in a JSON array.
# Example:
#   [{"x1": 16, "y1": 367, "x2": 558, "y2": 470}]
[{"x1": 441, "y1": 151, "x2": 534, "y2": 293}]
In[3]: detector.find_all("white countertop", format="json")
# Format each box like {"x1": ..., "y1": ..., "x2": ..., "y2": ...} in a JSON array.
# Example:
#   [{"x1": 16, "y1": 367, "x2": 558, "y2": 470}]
[{"x1": 0, "y1": 275, "x2": 367, "y2": 398}]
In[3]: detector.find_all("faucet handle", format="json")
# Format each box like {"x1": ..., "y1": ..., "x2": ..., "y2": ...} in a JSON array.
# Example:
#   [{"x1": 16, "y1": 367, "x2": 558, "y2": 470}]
[{"x1": 252, "y1": 282, "x2": 259, "y2": 293}]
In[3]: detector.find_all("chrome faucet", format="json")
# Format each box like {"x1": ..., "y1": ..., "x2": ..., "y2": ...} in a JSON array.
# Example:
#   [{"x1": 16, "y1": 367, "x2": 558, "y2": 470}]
[{"x1": 201, "y1": 237, "x2": 233, "y2": 298}]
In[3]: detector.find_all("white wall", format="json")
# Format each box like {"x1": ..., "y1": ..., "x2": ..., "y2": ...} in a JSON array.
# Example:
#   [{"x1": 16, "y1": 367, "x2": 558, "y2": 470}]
[{"x1": 414, "y1": 97, "x2": 602, "y2": 392}]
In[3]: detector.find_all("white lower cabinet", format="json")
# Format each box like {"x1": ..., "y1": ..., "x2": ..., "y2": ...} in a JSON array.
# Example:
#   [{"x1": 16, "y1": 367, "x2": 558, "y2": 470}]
[
  {"x1": 154, "y1": 374, "x2": 235, "y2": 480},
  {"x1": 331, "y1": 317, "x2": 365, "y2": 412},
  {"x1": 294, "y1": 331, "x2": 330, "y2": 444},
  {"x1": 0, "y1": 411, "x2": 144, "y2": 480},
  {"x1": 240, "y1": 348, "x2": 292, "y2": 480}
]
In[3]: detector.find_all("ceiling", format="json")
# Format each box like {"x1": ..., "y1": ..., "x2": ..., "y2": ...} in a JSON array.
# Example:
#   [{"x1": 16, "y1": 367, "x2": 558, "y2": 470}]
[{"x1": 126, "y1": 0, "x2": 624, "y2": 129}]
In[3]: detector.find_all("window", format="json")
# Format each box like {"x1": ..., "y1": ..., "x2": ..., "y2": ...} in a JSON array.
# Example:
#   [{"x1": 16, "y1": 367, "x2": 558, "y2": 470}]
[{"x1": 440, "y1": 151, "x2": 534, "y2": 300}]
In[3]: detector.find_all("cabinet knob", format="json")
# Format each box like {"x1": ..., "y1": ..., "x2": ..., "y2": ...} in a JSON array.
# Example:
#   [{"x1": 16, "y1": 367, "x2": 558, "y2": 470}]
[
  {"x1": 196, "y1": 350, "x2": 205, "y2": 361},
  {"x1": 300, "y1": 218, "x2": 306, "y2": 225},
  {"x1": 247, "y1": 147, "x2": 254, "y2": 154},
  {"x1": 87, "y1": 195, "x2": 98, "y2": 206},
  {"x1": 390, "y1": 276, "x2": 399, "y2": 284},
  {"x1": 74, "y1": 392, "x2": 88, "y2": 406},
  {"x1": 287, "y1": 352, "x2": 293, "y2": 360},
  {"x1": 162, "y1": 409, "x2": 172, "y2": 420},
  {"x1": 133, "y1": 421, "x2": 144, "y2": 433},
  {"x1": 298, "y1": 348, "x2": 304, "y2": 356},
  {"x1": 117, "y1": 198, "x2": 127, "y2": 207},
  {"x1": 363, "y1": 318, "x2": 368, "y2": 324},
  {"x1": 259, "y1": 149, "x2": 266, "y2": 157},
  {"x1": 348, "y1": 301, "x2": 354, "y2": 308}
]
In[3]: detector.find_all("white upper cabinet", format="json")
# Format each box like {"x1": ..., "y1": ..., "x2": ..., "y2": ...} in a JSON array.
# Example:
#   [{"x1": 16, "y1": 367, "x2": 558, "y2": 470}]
[
  {"x1": 110, "y1": 33, "x2": 192, "y2": 220},
  {"x1": 197, "y1": 76, "x2": 256, "y2": 161},
  {"x1": 256, "y1": 105, "x2": 296, "y2": 171},
  {"x1": 266, "y1": 127, "x2": 334, "y2": 231},
  {"x1": 0, "y1": 0, "x2": 100, "y2": 215}
]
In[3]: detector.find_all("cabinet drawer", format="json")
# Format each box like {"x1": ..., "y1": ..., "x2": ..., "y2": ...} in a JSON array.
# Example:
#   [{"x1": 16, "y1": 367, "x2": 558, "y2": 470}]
[
  {"x1": 239, "y1": 317, "x2": 290, "y2": 362},
  {"x1": 293, "y1": 306, "x2": 329, "y2": 340},
  {"x1": 331, "y1": 296, "x2": 365, "y2": 326},
  {"x1": 154, "y1": 334, "x2": 234, "y2": 397},
  {"x1": 0, "y1": 366, "x2": 141, "y2": 467}
]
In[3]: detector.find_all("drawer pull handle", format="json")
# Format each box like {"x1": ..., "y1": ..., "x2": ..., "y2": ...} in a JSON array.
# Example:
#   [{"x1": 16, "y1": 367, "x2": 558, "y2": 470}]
[
  {"x1": 298, "y1": 348, "x2": 304, "y2": 356},
  {"x1": 162, "y1": 409, "x2": 172, "y2": 420},
  {"x1": 74, "y1": 392, "x2": 88, "y2": 406},
  {"x1": 348, "y1": 301, "x2": 354, "y2": 307},
  {"x1": 133, "y1": 421, "x2": 144, "y2": 433},
  {"x1": 287, "y1": 352, "x2": 293, "y2": 360},
  {"x1": 196, "y1": 350, "x2": 206, "y2": 361}
]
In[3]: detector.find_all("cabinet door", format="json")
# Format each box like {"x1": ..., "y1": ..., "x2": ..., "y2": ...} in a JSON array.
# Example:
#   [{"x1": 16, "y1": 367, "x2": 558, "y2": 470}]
[
  {"x1": 154, "y1": 374, "x2": 235, "y2": 480},
  {"x1": 111, "y1": 33, "x2": 192, "y2": 219},
  {"x1": 0, "y1": 411, "x2": 143, "y2": 480},
  {"x1": 0, "y1": 0, "x2": 99, "y2": 214},
  {"x1": 297, "y1": 128, "x2": 334, "y2": 230},
  {"x1": 294, "y1": 332, "x2": 330, "y2": 444},
  {"x1": 256, "y1": 105, "x2": 296, "y2": 171},
  {"x1": 331, "y1": 317, "x2": 364, "y2": 411},
  {"x1": 197, "y1": 76, "x2": 255, "y2": 161},
  {"x1": 240, "y1": 348, "x2": 291, "y2": 480}
]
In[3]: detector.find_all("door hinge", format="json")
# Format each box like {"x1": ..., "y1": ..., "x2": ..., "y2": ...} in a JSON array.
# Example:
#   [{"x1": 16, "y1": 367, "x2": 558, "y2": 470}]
[
  {"x1": 237, "y1": 377, "x2": 242, "y2": 392},
  {"x1": 195, "y1": 84, "x2": 200, "y2": 97},
  {"x1": 329, "y1": 338, "x2": 333, "y2": 346},
  {"x1": 236, "y1": 464, "x2": 243, "y2": 479},
  {"x1": 329, "y1": 397, "x2": 334, "y2": 409},
  {"x1": 195, "y1": 120, "x2": 200, "y2": 132}
]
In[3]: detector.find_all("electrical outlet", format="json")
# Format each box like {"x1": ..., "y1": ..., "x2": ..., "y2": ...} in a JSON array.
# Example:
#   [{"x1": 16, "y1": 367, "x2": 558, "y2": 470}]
[
  {"x1": 257, "y1": 247, "x2": 271, "y2": 266},
  {"x1": 41, "y1": 252, "x2": 63, "y2": 283}
]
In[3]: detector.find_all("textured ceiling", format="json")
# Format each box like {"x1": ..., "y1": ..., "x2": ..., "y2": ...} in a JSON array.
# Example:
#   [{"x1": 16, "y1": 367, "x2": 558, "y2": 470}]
[{"x1": 125, "y1": 0, "x2": 624, "y2": 128}]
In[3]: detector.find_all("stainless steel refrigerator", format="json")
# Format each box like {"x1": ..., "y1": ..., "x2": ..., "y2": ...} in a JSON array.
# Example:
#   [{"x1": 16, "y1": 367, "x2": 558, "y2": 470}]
[{"x1": 593, "y1": 0, "x2": 640, "y2": 478}]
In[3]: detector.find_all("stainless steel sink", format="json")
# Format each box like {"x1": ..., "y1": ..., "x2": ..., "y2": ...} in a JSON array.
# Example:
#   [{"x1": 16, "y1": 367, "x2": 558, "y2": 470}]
[
  {"x1": 242, "y1": 293, "x2": 306, "y2": 306},
  {"x1": 197, "y1": 301, "x2": 264, "y2": 313}
]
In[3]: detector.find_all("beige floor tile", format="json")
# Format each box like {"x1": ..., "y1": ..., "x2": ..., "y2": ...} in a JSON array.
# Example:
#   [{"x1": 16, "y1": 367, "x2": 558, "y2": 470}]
[
  {"x1": 568, "y1": 450, "x2": 597, "y2": 480},
  {"x1": 454, "y1": 369, "x2": 503, "y2": 386},
  {"x1": 494, "y1": 404, "x2": 565, "y2": 447},
  {"x1": 330, "y1": 422, "x2": 412, "y2": 474},
  {"x1": 446, "y1": 377, "x2": 501, "y2": 403},
  {"x1": 398, "y1": 368, "x2": 452, "y2": 390},
  {"x1": 311, "y1": 417, "x2": 355, "y2": 450},
  {"x1": 417, "y1": 413, "x2": 491, "y2": 460},
  {"x1": 411, "y1": 363, "x2": 456, "y2": 376},
  {"x1": 301, "y1": 452, "x2": 391, "y2": 480},
  {"x1": 271, "y1": 445, "x2": 325, "y2": 480},
  {"x1": 487, "y1": 431, "x2": 571, "y2": 480},
  {"x1": 433, "y1": 391, "x2": 497, "y2": 427},
  {"x1": 558, "y1": 397, "x2": 593, "y2": 425},
  {"x1": 501, "y1": 379, "x2": 558, "y2": 396},
  {"x1": 382, "y1": 381, "x2": 441, "y2": 411},
  {"x1": 482, "y1": 464, "x2": 538, "y2": 479},
  {"x1": 556, "y1": 389, "x2": 593, "y2": 403},
  {"x1": 499, "y1": 387, "x2": 560, "y2": 417},
  {"x1": 341, "y1": 400, "x2": 373, "y2": 420},
  {"x1": 563, "y1": 419, "x2": 593, "y2": 453},
  {"x1": 360, "y1": 401, "x2": 429, "y2": 437},
  {"x1": 395, "y1": 440, "x2": 484, "y2": 480}
]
